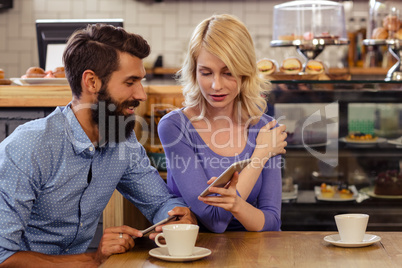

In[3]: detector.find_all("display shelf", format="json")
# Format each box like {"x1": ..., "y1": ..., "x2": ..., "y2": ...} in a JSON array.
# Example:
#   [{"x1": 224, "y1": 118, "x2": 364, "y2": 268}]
[{"x1": 143, "y1": 67, "x2": 390, "y2": 77}]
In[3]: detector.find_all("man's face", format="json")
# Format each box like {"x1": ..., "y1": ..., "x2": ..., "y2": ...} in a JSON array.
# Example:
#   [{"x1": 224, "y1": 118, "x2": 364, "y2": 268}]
[{"x1": 92, "y1": 52, "x2": 147, "y2": 144}]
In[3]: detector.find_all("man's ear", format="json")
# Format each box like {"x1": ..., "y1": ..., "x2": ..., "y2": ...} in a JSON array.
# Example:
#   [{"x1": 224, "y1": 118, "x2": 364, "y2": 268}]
[{"x1": 82, "y1": 70, "x2": 101, "y2": 95}]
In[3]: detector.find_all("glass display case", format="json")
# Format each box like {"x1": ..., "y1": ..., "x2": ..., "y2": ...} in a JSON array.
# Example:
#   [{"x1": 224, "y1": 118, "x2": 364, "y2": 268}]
[
  {"x1": 271, "y1": 0, "x2": 349, "y2": 65},
  {"x1": 266, "y1": 80, "x2": 402, "y2": 231},
  {"x1": 365, "y1": 0, "x2": 402, "y2": 80}
]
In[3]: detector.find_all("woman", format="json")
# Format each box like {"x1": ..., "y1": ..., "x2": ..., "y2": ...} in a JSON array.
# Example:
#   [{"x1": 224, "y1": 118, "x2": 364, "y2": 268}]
[{"x1": 158, "y1": 14, "x2": 287, "y2": 233}]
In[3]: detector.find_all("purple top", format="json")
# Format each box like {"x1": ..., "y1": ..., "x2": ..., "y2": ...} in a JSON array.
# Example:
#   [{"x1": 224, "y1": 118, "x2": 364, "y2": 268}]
[{"x1": 158, "y1": 109, "x2": 282, "y2": 233}]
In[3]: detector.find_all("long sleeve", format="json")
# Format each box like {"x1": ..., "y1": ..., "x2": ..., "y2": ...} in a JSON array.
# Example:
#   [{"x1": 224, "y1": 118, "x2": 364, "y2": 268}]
[
  {"x1": 257, "y1": 158, "x2": 282, "y2": 231},
  {"x1": 116, "y1": 143, "x2": 187, "y2": 224}
]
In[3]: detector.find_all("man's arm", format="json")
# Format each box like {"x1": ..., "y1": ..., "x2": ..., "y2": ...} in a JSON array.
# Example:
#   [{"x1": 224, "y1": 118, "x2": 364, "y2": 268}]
[
  {"x1": 0, "y1": 225, "x2": 144, "y2": 267},
  {"x1": 0, "y1": 251, "x2": 98, "y2": 268}
]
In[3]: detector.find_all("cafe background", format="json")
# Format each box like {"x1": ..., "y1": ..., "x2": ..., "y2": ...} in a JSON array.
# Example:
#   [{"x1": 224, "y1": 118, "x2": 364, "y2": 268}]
[
  {"x1": 0, "y1": 0, "x2": 369, "y2": 78},
  {"x1": 1, "y1": 0, "x2": 402, "y2": 252}
]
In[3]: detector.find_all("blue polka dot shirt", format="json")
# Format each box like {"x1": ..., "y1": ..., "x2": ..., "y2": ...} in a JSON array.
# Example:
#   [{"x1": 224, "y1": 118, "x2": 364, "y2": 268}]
[{"x1": 0, "y1": 104, "x2": 185, "y2": 263}]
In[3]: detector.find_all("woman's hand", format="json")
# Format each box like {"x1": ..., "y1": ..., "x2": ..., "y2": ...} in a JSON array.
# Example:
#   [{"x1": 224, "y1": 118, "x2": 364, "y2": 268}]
[
  {"x1": 254, "y1": 120, "x2": 287, "y2": 162},
  {"x1": 198, "y1": 172, "x2": 241, "y2": 213}
]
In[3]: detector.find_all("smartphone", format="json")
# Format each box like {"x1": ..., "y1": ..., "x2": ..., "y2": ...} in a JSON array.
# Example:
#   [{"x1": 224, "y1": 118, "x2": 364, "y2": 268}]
[
  {"x1": 141, "y1": 215, "x2": 177, "y2": 236},
  {"x1": 199, "y1": 158, "x2": 252, "y2": 197}
]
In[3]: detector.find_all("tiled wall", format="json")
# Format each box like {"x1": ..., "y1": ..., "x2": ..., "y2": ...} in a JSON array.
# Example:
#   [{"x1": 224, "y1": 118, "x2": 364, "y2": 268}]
[{"x1": 0, "y1": 0, "x2": 367, "y2": 78}]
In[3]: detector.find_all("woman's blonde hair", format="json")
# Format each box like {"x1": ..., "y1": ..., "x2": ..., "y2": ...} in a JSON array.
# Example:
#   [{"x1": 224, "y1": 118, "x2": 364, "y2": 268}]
[{"x1": 178, "y1": 14, "x2": 270, "y2": 125}]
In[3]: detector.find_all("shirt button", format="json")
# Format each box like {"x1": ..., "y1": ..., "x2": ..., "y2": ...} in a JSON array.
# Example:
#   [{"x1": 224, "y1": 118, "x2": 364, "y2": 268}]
[
  {"x1": 89, "y1": 146, "x2": 94, "y2": 152},
  {"x1": 65, "y1": 248, "x2": 69, "y2": 252},
  {"x1": 80, "y1": 222, "x2": 83, "y2": 227}
]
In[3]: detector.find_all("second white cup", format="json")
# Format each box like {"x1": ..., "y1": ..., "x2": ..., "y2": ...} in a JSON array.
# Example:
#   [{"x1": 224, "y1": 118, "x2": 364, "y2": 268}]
[
  {"x1": 334, "y1": 213, "x2": 369, "y2": 243},
  {"x1": 155, "y1": 224, "x2": 199, "y2": 256}
]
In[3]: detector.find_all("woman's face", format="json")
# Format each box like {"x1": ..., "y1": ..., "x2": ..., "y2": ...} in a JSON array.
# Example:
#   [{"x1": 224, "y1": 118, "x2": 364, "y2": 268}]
[{"x1": 196, "y1": 47, "x2": 239, "y2": 112}]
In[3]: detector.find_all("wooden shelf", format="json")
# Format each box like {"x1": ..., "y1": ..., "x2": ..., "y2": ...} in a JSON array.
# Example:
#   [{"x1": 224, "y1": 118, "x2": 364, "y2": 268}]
[
  {"x1": 145, "y1": 67, "x2": 180, "y2": 75},
  {"x1": 329, "y1": 67, "x2": 389, "y2": 75}
]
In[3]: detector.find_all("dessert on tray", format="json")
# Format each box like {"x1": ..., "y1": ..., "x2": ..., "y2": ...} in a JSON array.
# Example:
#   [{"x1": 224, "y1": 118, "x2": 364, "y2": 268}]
[
  {"x1": 374, "y1": 170, "x2": 402, "y2": 196},
  {"x1": 272, "y1": 0, "x2": 347, "y2": 43},
  {"x1": 346, "y1": 132, "x2": 378, "y2": 142}
]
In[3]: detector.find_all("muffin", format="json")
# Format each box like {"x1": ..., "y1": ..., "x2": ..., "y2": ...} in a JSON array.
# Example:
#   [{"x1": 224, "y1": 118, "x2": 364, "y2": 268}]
[{"x1": 23, "y1": 67, "x2": 46, "y2": 78}]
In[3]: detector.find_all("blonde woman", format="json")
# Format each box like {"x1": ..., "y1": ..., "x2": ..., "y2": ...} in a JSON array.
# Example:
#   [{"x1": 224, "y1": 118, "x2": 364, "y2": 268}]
[{"x1": 158, "y1": 14, "x2": 287, "y2": 233}]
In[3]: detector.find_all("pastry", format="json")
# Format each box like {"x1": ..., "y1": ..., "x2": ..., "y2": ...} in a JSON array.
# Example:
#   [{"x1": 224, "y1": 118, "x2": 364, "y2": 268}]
[
  {"x1": 346, "y1": 132, "x2": 377, "y2": 142},
  {"x1": 23, "y1": 67, "x2": 46, "y2": 78},
  {"x1": 0, "y1": 68, "x2": 4, "y2": 79},
  {"x1": 303, "y1": 31, "x2": 314, "y2": 41},
  {"x1": 372, "y1": 27, "x2": 388, "y2": 40},
  {"x1": 395, "y1": 28, "x2": 402, "y2": 40},
  {"x1": 383, "y1": 15, "x2": 400, "y2": 32},
  {"x1": 257, "y1": 58, "x2": 276, "y2": 78},
  {"x1": 44, "y1": 71, "x2": 55, "y2": 78},
  {"x1": 278, "y1": 34, "x2": 302, "y2": 41},
  {"x1": 53, "y1": 66, "x2": 66, "y2": 78},
  {"x1": 280, "y1": 58, "x2": 302, "y2": 74},
  {"x1": 305, "y1": 60, "x2": 325, "y2": 74},
  {"x1": 339, "y1": 189, "x2": 353, "y2": 199},
  {"x1": 338, "y1": 184, "x2": 353, "y2": 199},
  {"x1": 320, "y1": 183, "x2": 335, "y2": 198}
]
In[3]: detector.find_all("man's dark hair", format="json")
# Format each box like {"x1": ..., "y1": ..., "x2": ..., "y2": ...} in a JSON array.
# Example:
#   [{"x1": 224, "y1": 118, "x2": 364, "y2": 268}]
[{"x1": 63, "y1": 23, "x2": 150, "y2": 97}]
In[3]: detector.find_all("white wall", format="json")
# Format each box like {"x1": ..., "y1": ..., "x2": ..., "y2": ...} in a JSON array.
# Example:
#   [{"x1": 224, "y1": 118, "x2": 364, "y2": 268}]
[{"x1": 0, "y1": 0, "x2": 367, "y2": 78}]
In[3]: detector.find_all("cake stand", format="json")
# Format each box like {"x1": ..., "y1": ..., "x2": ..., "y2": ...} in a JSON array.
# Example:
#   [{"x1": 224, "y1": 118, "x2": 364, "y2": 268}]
[
  {"x1": 363, "y1": 39, "x2": 402, "y2": 81},
  {"x1": 270, "y1": 38, "x2": 349, "y2": 71}
]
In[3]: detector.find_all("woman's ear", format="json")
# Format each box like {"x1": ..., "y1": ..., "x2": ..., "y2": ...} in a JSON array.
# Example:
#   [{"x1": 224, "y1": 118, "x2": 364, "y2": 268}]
[{"x1": 82, "y1": 70, "x2": 101, "y2": 95}]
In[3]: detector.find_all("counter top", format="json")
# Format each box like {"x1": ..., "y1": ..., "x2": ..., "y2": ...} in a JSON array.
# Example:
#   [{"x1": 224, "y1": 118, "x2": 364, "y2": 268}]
[
  {"x1": 0, "y1": 84, "x2": 182, "y2": 107},
  {"x1": 101, "y1": 231, "x2": 402, "y2": 267},
  {"x1": 0, "y1": 85, "x2": 72, "y2": 107}
]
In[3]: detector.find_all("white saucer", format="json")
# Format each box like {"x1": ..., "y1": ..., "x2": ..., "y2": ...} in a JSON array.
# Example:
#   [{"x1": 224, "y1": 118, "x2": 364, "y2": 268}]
[
  {"x1": 324, "y1": 234, "x2": 381, "y2": 248},
  {"x1": 149, "y1": 246, "x2": 211, "y2": 262}
]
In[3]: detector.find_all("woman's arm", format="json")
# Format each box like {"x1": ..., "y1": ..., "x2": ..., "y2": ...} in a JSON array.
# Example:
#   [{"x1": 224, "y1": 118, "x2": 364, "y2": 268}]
[{"x1": 237, "y1": 120, "x2": 287, "y2": 200}]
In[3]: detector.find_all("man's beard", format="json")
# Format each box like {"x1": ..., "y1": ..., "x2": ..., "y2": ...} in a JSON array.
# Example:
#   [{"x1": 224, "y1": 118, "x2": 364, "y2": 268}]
[{"x1": 91, "y1": 85, "x2": 140, "y2": 145}]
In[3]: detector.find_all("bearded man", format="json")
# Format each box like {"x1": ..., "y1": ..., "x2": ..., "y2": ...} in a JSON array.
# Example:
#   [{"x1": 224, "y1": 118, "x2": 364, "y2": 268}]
[{"x1": 0, "y1": 24, "x2": 195, "y2": 267}]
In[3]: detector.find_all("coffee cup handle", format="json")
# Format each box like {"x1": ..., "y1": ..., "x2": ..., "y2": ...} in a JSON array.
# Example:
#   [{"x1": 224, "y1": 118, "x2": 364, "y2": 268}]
[{"x1": 155, "y1": 233, "x2": 167, "y2": 247}]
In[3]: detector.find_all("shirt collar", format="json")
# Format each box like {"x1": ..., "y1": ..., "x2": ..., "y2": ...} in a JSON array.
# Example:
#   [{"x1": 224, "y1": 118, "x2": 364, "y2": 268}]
[{"x1": 61, "y1": 103, "x2": 97, "y2": 155}]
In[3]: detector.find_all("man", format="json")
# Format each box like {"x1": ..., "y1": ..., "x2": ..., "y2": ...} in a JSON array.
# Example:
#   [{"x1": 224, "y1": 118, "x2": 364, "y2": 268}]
[{"x1": 0, "y1": 24, "x2": 195, "y2": 267}]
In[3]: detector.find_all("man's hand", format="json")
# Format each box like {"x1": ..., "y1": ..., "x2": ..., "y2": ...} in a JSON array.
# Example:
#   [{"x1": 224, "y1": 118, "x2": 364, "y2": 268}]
[
  {"x1": 94, "y1": 225, "x2": 143, "y2": 264},
  {"x1": 149, "y1": 207, "x2": 197, "y2": 240}
]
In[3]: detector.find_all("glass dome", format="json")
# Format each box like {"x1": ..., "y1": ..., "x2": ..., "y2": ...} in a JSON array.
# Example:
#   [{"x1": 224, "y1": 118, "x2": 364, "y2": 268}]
[
  {"x1": 368, "y1": 0, "x2": 402, "y2": 40},
  {"x1": 272, "y1": 0, "x2": 347, "y2": 42}
]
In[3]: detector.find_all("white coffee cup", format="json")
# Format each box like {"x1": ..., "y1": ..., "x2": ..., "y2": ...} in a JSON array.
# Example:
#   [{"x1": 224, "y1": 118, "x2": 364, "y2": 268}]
[
  {"x1": 155, "y1": 224, "x2": 199, "y2": 256},
  {"x1": 334, "y1": 213, "x2": 369, "y2": 243}
]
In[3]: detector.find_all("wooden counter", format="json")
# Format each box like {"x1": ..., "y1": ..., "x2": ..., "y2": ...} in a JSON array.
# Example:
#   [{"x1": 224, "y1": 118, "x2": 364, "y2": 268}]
[
  {"x1": 0, "y1": 85, "x2": 72, "y2": 107},
  {"x1": 101, "y1": 231, "x2": 402, "y2": 267},
  {"x1": 0, "y1": 85, "x2": 182, "y2": 107}
]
